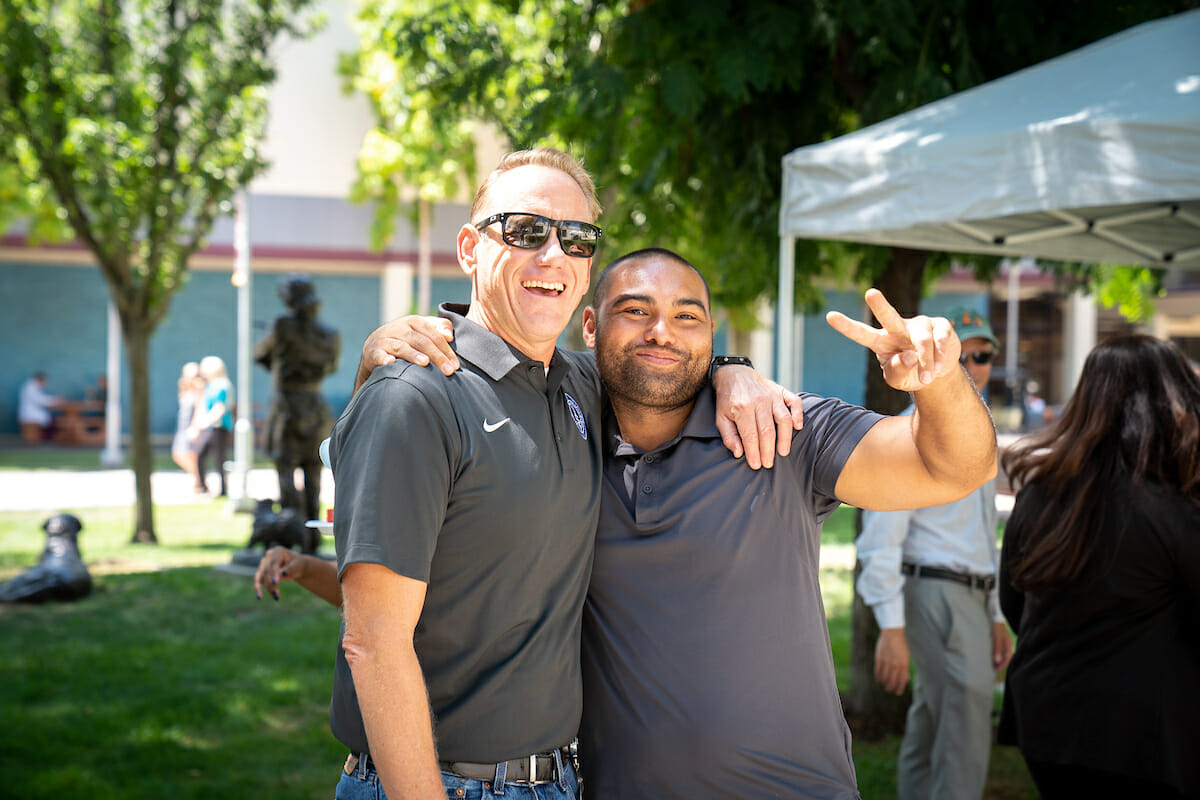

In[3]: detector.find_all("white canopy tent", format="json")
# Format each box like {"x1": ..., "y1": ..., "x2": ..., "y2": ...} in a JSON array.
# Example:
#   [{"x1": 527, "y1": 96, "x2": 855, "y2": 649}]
[{"x1": 776, "y1": 9, "x2": 1200, "y2": 391}]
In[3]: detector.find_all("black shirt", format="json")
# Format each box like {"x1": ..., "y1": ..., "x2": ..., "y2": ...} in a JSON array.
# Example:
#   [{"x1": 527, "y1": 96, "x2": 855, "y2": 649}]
[
  {"x1": 329, "y1": 304, "x2": 603, "y2": 762},
  {"x1": 999, "y1": 479, "x2": 1200, "y2": 797}
]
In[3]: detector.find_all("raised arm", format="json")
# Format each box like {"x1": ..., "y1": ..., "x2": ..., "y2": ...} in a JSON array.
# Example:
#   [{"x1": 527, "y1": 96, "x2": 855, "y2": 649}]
[{"x1": 829, "y1": 289, "x2": 997, "y2": 510}]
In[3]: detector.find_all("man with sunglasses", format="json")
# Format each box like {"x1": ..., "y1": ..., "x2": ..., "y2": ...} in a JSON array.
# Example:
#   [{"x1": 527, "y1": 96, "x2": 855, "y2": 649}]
[
  {"x1": 856, "y1": 307, "x2": 1014, "y2": 800},
  {"x1": 328, "y1": 148, "x2": 802, "y2": 800}
]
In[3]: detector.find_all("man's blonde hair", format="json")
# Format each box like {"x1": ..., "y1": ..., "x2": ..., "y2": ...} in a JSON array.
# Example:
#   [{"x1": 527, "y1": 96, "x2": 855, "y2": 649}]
[{"x1": 470, "y1": 147, "x2": 602, "y2": 222}]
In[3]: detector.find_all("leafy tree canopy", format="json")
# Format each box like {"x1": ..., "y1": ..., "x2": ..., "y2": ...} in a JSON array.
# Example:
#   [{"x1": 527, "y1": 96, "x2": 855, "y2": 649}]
[
  {"x1": 0, "y1": 0, "x2": 321, "y2": 542},
  {"x1": 344, "y1": 0, "x2": 1194, "y2": 322},
  {"x1": 1, "y1": 0, "x2": 321, "y2": 327}
]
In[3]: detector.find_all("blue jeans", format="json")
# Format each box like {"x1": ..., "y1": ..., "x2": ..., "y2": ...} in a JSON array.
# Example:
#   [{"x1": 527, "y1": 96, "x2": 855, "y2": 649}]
[{"x1": 334, "y1": 754, "x2": 580, "y2": 800}]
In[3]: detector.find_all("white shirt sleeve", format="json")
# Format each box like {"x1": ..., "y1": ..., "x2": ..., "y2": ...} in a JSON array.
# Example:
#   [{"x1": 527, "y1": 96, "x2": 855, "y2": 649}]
[{"x1": 856, "y1": 506, "x2": 914, "y2": 630}]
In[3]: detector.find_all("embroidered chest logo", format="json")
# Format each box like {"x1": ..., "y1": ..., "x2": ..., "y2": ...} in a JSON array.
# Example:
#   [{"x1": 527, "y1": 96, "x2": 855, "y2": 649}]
[
  {"x1": 483, "y1": 417, "x2": 511, "y2": 433},
  {"x1": 564, "y1": 393, "x2": 588, "y2": 440}
]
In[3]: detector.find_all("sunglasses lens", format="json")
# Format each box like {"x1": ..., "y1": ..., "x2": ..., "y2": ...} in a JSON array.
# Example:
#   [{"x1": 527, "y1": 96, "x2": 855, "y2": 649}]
[
  {"x1": 961, "y1": 351, "x2": 994, "y2": 365},
  {"x1": 558, "y1": 221, "x2": 601, "y2": 258},
  {"x1": 501, "y1": 214, "x2": 552, "y2": 249}
]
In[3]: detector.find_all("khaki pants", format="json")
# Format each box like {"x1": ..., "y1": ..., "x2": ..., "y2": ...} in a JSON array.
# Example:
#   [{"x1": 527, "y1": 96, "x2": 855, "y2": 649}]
[{"x1": 897, "y1": 576, "x2": 994, "y2": 800}]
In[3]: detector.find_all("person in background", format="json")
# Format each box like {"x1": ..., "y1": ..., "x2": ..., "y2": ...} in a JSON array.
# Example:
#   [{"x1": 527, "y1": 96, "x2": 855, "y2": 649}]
[
  {"x1": 998, "y1": 335, "x2": 1200, "y2": 799},
  {"x1": 255, "y1": 545, "x2": 341, "y2": 606},
  {"x1": 172, "y1": 362, "x2": 206, "y2": 492},
  {"x1": 85, "y1": 375, "x2": 108, "y2": 405},
  {"x1": 18, "y1": 372, "x2": 61, "y2": 444},
  {"x1": 856, "y1": 306, "x2": 1012, "y2": 800},
  {"x1": 191, "y1": 356, "x2": 234, "y2": 497}
]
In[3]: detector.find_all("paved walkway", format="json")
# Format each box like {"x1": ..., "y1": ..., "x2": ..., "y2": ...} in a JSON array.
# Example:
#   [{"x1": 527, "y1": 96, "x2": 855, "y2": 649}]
[
  {"x1": 0, "y1": 464, "x2": 1011, "y2": 516},
  {"x1": 3, "y1": 434, "x2": 1022, "y2": 516},
  {"x1": 0, "y1": 466, "x2": 334, "y2": 512}
]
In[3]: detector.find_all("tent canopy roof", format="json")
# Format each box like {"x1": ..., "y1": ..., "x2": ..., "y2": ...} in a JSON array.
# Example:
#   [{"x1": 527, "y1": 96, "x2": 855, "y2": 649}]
[{"x1": 780, "y1": 9, "x2": 1200, "y2": 267}]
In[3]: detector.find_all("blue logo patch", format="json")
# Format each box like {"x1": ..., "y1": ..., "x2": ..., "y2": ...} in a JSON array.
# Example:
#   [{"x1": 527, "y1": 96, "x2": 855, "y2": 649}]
[{"x1": 564, "y1": 393, "x2": 588, "y2": 440}]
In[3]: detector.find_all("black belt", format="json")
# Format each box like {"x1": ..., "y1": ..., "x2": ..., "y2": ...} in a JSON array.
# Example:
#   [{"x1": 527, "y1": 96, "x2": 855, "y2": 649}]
[
  {"x1": 346, "y1": 747, "x2": 569, "y2": 785},
  {"x1": 902, "y1": 562, "x2": 996, "y2": 591}
]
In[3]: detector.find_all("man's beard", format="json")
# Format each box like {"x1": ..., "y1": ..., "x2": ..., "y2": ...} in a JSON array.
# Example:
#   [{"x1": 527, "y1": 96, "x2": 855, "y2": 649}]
[{"x1": 596, "y1": 333, "x2": 710, "y2": 412}]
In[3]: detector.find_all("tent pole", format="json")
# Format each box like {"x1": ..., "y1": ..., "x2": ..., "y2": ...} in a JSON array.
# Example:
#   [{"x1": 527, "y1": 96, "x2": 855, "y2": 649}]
[
  {"x1": 1004, "y1": 259, "x2": 1025, "y2": 401},
  {"x1": 778, "y1": 236, "x2": 795, "y2": 389}
]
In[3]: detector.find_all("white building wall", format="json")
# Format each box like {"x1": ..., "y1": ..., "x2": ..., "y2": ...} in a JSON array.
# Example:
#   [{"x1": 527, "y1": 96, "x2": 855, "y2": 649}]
[{"x1": 254, "y1": 0, "x2": 375, "y2": 199}]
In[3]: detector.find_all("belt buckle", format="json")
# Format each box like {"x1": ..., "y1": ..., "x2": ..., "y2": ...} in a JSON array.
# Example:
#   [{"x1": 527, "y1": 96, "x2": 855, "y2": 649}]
[{"x1": 525, "y1": 753, "x2": 557, "y2": 786}]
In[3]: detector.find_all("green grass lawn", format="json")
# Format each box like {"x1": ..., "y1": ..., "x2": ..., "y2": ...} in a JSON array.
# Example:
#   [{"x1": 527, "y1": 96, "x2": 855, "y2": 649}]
[{"x1": 0, "y1": 499, "x2": 1035, "y2": 798}]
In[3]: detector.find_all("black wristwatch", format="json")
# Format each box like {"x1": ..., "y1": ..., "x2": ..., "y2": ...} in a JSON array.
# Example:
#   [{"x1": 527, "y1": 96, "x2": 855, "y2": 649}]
[{"x1": 709, "y1": 355, "x2": 755, "y2": 384}]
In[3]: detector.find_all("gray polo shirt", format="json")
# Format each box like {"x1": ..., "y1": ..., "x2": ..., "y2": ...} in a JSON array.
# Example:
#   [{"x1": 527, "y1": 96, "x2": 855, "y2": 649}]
[
  {"x1": 580, "y1": 389, "x2": 882, "y2": 799},
  {"x1": 329, "y1": 304, "x2": 602, "y2": 763}
]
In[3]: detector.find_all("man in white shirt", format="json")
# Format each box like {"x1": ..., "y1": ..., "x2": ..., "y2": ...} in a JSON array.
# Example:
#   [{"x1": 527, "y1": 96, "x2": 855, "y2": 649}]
[
  {"x1": 856, "y1": 307, "x2": 1014, "y2": 800},
  {"x1": 18, "y1": 372, "x2": 60, "y2": 443}
]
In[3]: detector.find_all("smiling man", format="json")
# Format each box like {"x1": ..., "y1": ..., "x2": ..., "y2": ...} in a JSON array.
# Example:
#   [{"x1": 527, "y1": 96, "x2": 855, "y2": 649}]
[
  {"x1": 575, "y1": 249, "x2": 998, "y2": 798},
  {"x1": 330, "y1": 150, "x2": 607, "y2": 800}
]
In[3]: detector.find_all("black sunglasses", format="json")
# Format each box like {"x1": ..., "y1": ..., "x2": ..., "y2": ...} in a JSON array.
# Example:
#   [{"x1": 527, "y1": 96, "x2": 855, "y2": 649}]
[
  {"x1": 959, "y1": 351, "x2": 995, "y2": 365},
  {"x1": 475, "y1": 212, "x2": 602, "y2": 258}
]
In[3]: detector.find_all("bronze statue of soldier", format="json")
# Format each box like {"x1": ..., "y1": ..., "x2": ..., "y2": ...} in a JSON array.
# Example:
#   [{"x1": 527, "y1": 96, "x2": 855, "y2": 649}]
[{"x1": 254, "y1": 273, "x2": 340, "y2": 525}]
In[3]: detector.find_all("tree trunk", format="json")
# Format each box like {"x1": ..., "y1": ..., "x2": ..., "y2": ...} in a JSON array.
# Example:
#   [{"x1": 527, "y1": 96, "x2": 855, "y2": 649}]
[
  {"x1": 845, "y1": 247, "x2": 927, "y2": 738},
  {"x1": 125, "y1": 318, "x2": 158, "y2": 544}
]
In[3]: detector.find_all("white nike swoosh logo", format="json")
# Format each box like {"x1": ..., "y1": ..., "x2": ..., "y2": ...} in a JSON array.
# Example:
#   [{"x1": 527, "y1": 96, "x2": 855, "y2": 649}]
[{"x1": 483, "y1": 417, "x2": 511, "y2": 433}]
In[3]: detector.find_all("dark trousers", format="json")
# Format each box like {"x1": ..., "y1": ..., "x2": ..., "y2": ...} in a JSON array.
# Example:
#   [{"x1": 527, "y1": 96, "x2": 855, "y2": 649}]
[
  {"x1": 196, "y1": 427, "x2": 231, "y2": 495},
  {"x1": 1024, "y1": 758, "x2": 1188, "y2": 800}
]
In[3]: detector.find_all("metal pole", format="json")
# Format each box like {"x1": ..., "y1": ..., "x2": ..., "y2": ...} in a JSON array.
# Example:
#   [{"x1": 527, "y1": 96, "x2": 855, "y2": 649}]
[
  {"x1": 1005, "y1": 259, "x2": 1022, "y2": 401},
  {"x1": 227, "y1": 191, "x2": 255, "y2": 512},
  {"x1": 777, "y1": 236, "x2": 796, "y2": 390},
  {"x1": 100, "y1": 299, "x2": 124, "y2": 467},
  {"x1": 418, "y1": 197, "x2": 432, "y2": 314}
]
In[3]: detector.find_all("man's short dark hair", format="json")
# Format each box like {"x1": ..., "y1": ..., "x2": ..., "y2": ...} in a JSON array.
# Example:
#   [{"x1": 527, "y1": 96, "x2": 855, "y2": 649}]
[{"x1": 592, "y1": 248, "x2": 711, "y2": 309}]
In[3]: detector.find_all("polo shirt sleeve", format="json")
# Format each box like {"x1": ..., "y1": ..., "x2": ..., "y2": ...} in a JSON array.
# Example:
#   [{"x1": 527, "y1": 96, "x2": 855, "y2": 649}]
[
  {"x1": 329, "y1": 368, "x2": 458, "y2": 583},
  {"x1": 793, "y1": 393, "x2": 885, "y2": 518}
]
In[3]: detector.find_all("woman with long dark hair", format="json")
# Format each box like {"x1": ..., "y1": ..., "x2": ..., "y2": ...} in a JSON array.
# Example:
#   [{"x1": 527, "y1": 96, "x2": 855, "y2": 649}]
[{"x1": 998, "y1": 335, "x2": 1200, "y2": 799}]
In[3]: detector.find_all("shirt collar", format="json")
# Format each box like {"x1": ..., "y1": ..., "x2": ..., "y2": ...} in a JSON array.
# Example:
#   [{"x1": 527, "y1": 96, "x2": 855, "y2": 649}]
[
  {"x1": 440, "y1": 302, "x2": 570, "y2": 389},
  {"x1": 602, "y1": 385, "x2": 720, "y2": 458}
]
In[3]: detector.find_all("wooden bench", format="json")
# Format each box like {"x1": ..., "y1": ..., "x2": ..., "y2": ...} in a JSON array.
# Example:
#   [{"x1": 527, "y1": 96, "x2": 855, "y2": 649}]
[{"x1": 53, "y1": 401, "x2": 106, "y2": 446}]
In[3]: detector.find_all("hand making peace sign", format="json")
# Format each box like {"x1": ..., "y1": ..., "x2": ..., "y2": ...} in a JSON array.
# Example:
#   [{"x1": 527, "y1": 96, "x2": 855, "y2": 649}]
[{"x1": 825, "y1": 289, "x2": 963, "y2": 394}]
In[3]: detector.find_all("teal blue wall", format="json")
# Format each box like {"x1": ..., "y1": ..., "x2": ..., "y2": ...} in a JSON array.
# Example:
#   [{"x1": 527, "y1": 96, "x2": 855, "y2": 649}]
[{"x1": 2, "y1": 263, "x2": 110, "y2": 429}]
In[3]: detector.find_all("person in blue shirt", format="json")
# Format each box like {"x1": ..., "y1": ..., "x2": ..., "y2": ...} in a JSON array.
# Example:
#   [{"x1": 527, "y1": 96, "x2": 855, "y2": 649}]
[
  {"x1": 191, "y1": 355, "x2": 235, "y2": 497},
  {"x1": 856, "y1": 307, "x2": 1014, "y2": 800}
]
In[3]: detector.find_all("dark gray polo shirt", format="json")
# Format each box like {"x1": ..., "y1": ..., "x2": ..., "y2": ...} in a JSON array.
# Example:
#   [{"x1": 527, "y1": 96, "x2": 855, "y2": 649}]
[
  {"x1": 328, "y1": 303, "x2": 602, "y2": 763},
  {"x1": 580, "y1": 389, "x2": 882, "y2": 799}
]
